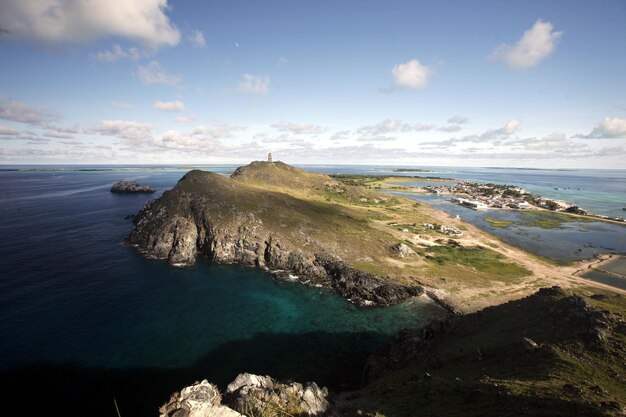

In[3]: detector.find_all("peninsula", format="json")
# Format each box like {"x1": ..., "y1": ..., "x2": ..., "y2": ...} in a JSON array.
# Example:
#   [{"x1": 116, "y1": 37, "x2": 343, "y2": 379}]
[{"x1": 127, "y1": 160, "x2": 621, "y2": 312}]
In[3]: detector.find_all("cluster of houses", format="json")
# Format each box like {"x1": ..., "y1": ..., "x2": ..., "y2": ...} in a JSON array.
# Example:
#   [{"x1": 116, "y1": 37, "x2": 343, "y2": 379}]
[
  {"x1": 389, "y1": 221, "x2": 464, "y2": 237},
  {"x1": 426, "y1": 182, "x2": 536, "y2": 211},
  {"x1": 424, "y1": 181, "x2": 625, "y2": 223},
  {"x1": 421, "y1": 222, "x2": 463, "y2": 236}
]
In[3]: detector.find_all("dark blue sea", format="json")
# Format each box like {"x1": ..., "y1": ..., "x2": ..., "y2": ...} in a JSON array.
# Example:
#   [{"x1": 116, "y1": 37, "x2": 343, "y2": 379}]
[
  {"x1": 0, "y1": 164, "x2": 624, "y2": 416},
  {"x1": 0, "y1": 166, "x2": 442, "y2": 417}
]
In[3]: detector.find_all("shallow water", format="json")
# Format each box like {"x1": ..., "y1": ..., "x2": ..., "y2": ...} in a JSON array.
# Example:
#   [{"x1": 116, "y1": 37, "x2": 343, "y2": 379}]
[
  {"x1": 580, "y1": 270, "x2": 626, "y2": 290},
  {"x1": 396, "y1": 192, "x2": 626, "y2": 262}
]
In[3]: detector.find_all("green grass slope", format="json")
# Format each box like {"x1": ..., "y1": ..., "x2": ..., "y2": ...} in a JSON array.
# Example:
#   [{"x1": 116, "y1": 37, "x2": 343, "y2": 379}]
[{"x1": 339, "y1": 287, "x2": 626, "y2": 417}]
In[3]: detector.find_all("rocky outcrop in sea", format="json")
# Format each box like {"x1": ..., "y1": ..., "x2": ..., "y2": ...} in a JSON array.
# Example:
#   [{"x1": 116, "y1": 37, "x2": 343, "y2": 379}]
[{"x1": 111, "y1": 180, "x2": 155, "y2": 194}]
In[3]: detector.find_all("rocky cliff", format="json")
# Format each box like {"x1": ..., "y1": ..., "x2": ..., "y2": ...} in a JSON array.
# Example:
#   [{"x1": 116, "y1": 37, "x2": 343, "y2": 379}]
[{"x1": 127, "y1": 162, "x2": 424, "y2": 306}]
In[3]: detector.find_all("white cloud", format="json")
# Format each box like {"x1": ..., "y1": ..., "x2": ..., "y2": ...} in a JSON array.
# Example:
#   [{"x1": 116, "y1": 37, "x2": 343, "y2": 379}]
[
  {"x1": 438, "y1": 125, "x2": 462, "y2": 133},
  {"x1": 153, "y1": 100, "x2": 185, "y2": 112},
  {"x1": 187, "y1": 30, "x2": 206, "y2": 48},
  {"x1": 579, "y1": 116, "x2": 626, "y2": 139},
  {"x1": 175, "y1": 114, "x2": 197, "y2": 123},
  {"x1": 233, "y1": 74, "x2": 270, "y2": 94},
  {"x1": 356, "y1": 136, "x2": 397, "y2": 142},
  {"x1": 271, "y1": 122, "x2": 324, "y2": 135},
  {"x1": 329, "y1": 130, "x2": 351, "y2": 141},
  {"x1": 358, "y1": 119, "x2": 406, "y2": 135},
  {"x1": 501, "y1": 119, "x2": 522, "y2": 135},
  {"x1": 421, "y1": 119, "x2": 522, "y2": 147},
  {"x1": 277, "y1": 56, "x2": 289, "y2": 66},
  {"x1": 491, "y1": 19, "x2": 563, "y2": 70},
  {"x1": 159, "y1": 124, "x2": 245, "y2": 150},
  {"x1": 85, "y1": 120, "x2": 153, "y2": 140},
  {"x1": 392, "y1": 59, "x2": 433, "y2": 89},
  {"x1": 92, "y1": 44, "x2": 148, "y2": 62},
  {"x1": 260, "y1": 134, "x2": 307, "y2": 144},
  {"x1": 43, "y1": 125, "x2": 79, "y2": 139},
  {"x1": 0, "y1": 125, "x2": 19, "y2": 135},
  {"x1": 137, "y1": 61, "x2": 181, "y2": 85},
  {"x1": 0, "y1": 0, "x2": 180, "y2": 48},
  {"x1": 508, "y1": 133, "x2": 583, "y2": 152},
  {"x1": 414, "y1": 123, "x2": 435, "y2": 131},
  {"x1": 0, "y1": 95, "x2": 59, "y2": 125},
  {"x1": 447, "y1": 115, "x2": 469, "y2": 124}
]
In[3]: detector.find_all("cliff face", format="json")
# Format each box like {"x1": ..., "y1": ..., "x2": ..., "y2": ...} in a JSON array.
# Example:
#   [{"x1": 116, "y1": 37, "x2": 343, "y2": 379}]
[{"x1": 127, "y1": 164, "x2": 423, "y2": 306}]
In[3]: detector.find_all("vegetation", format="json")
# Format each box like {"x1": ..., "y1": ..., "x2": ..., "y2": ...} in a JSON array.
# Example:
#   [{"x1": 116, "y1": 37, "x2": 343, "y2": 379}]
[
  {"x1": 519, "y1": 211, "x2": 596, "y2": 229},
  {"x1": 236, "y1": 388, "x2": 307, "y2": 417},
  {"x1": 422, "y1": 245, "x2": 531, "y2": 284},
  {"x1": 483, "y1": 217, "x2": 516, "y2": 228},
  {"x1": 340, "y1": 287, "x2": 626, "y2": 417}
]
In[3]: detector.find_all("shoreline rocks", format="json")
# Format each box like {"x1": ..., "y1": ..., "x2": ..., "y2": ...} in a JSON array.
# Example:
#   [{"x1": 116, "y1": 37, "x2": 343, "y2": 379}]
[{"x1": 111, "y1": 180, "x2": 155, "y2": 194}]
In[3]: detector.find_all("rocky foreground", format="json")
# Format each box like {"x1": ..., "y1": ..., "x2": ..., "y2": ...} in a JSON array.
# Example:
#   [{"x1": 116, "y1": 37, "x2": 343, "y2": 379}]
[
  {"x1": 161, "y1": 286, "x2": 626, "y2": 417},
  {"x1": 127, "y1": 162, "x2": 425, "y2": 306},
  {"x1": 111, "y1": 180, "x2": 155, "y2": 193},
  {"x1": 160, "y1": 373, "x2": 333, "y2": 417}
]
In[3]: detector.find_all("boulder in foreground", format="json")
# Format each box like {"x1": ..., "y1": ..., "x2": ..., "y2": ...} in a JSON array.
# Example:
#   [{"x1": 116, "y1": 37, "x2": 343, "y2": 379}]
[{"x1": 160, "y1": 373, "x2": 334, "y2": 417}]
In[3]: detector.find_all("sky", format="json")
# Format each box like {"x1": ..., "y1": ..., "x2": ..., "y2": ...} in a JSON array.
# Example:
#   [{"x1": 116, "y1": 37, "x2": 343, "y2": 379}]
[{"x1": 0, "y1": 0, "x2": 625, "y2": 168}]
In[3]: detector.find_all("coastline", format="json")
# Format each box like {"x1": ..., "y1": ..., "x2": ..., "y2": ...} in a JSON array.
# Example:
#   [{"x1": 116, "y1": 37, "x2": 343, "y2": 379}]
[{"x1": 127, "y1": 165, "x2": 626, "y2": 314}]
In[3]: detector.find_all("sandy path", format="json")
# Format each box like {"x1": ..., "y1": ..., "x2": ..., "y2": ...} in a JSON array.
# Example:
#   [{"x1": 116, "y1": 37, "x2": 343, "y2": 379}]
[{"x1": 418, "y1": 203, "x2": 626, "y2": 310}]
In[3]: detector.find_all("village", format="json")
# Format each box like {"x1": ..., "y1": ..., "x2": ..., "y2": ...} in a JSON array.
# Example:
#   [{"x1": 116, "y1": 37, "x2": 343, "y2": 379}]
[{"x1": 423, "y1": 181, "x2": 626, "y2": 223}]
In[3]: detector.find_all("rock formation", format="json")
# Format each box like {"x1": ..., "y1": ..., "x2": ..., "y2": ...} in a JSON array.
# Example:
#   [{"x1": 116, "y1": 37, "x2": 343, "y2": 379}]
[
  {"x1": 127, "y1": 163, "x2": 424, "y2": 306},
  {"x1": 110, "y1": 180, "x2": 155, "y2": 193},
  {"x1": 160, "y1": 373, "x2": 334, "y2": 417},
  {"x1": 159, "y1": 380, "x2": 243, "y2": 417}
]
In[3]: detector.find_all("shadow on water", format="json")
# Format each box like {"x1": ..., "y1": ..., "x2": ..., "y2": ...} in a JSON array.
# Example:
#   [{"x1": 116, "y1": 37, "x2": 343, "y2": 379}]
[{"x1": 3, "y1": 330, "x2": 384, "y2": 417}]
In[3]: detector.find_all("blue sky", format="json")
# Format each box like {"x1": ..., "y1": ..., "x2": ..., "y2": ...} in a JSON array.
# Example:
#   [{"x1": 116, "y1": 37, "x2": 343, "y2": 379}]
[{"x1": 0, "y1": 0, "x2": 625, "y2": 168}]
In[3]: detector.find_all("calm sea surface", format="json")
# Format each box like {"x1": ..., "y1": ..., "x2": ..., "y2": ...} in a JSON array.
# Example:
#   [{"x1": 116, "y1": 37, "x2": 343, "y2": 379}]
[{"x1": 0, "y1": 164, "x2": 624, "y2": 416}]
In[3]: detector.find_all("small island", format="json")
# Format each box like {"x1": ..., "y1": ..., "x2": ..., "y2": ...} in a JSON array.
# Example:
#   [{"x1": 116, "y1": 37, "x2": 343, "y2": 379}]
[{"x1": 111, "y1": 180, "x2": 156, "y2": 194}]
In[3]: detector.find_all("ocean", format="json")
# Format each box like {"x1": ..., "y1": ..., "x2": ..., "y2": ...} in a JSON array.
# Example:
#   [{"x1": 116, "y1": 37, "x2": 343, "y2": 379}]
[{"x1": 0, "y1": 164, "x2": 624, "y2": 416}]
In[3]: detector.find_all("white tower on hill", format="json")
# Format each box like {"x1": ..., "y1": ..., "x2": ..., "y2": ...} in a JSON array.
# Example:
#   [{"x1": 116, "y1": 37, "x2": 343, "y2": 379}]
[{"x1": 268, "y1": 152, "x2": 273, "y2": 163}]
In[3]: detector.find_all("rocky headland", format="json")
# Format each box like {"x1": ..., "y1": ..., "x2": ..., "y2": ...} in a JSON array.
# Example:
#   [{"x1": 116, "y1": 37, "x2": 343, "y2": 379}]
[
  {"x1": 111, "y1": 180, "x2": 156, "y2": 194},
  {"x1": 127, "y1": 161, "x2": 425, "y2": 306},
  {"x1": 128, "y1": 160, "x2": 569, "y2": 311}
]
